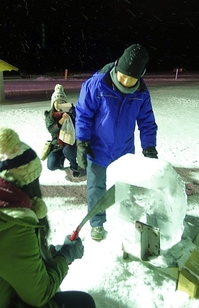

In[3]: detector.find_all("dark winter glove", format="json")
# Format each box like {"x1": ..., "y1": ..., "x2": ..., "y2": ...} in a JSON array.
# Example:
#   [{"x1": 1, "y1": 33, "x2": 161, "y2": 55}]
[
  {"x1": 76, "y1": 140, "x2": 95, "y2": 169},
  {"x1": 142, "y1": 146, "x2": 158, "y2": 159},
  {"x1": 55, "y1": 235, "x2": 84, "y2": 264}
]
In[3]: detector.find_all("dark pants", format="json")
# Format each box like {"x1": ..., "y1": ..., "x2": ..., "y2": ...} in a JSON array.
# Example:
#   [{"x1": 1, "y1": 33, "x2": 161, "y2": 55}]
[
  {"x1": 47, "y1": 145, "x2": 78, "y2": 171},
  {"x1": 52, "y1": 291, "x2": 96, "y2": 308},
  {"x1": 87, "y1": 160, "x2": 107, "y2": 227}
]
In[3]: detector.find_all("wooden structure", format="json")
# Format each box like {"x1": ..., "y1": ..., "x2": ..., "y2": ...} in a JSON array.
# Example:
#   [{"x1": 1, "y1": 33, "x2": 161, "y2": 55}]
[{"x1": 0, "y1": 59, "x2": 18, "y2": 102}]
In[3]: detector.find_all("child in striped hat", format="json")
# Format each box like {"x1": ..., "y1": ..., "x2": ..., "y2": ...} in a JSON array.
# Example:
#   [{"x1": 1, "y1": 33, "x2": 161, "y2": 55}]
[
  {"x1": 0, "y1": 127, "x2": 42, "y2": 200},
  {"x1": 0, "y1": 127, "x2": 49, "y2": 255}
]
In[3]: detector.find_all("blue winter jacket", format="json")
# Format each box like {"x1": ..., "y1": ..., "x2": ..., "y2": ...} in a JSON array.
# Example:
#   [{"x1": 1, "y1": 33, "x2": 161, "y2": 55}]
[{"x1": 75, "y1": 65, "x2": 158, "y2": 168}]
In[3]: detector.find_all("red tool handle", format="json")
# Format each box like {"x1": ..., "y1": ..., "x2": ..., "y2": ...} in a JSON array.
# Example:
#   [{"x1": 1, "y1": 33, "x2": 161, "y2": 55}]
[{"x1": 70, "y1": 225, "x2": 81, "y2": 241}]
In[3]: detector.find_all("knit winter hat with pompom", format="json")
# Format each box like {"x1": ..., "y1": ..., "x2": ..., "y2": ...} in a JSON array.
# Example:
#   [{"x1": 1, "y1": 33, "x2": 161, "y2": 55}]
[
  {"x1": 51, "y1": 84, "x2": 67, "y2": 108},
  {"x1": 0, "y1": 127, "x2": 42, "y2": 187},
  {"x1": 0, "y1": 127, "x2": 20, "y2": 154},
  {"x1": 0, "y1": 128, "x2": 46, "y2": 219}
]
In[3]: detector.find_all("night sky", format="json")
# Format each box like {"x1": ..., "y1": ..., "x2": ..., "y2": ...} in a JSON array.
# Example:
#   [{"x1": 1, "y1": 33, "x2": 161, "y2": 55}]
[{"x1": 1, "y1": 0, "x2": 199, "y2": 74}]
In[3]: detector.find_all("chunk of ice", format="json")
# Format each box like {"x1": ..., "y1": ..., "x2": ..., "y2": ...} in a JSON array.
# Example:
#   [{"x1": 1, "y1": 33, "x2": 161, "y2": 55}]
[{"x1": 107, "y1": 154, "x2": 187, "y2": 250}]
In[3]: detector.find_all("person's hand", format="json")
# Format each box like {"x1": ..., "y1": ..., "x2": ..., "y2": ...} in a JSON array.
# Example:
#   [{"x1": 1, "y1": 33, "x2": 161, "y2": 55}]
[
  {"x1": 76, "y1": 140, "x2": 95, "y2": 169},
  {"x1": 54, "y1": 235, "x2": 84, "y2": 264},
  {"x1": 58, "y1": 113, "x2": 69, "y2": 125},
  {"x1": 62, "y1": 113, "x2": 69, "y2": 120},
  {"x1": 48, "y1": 244, "x2": 57, "y2": 257},
  {"x1": 142, "y1": 146, "x2": 158, "y2": 159}
]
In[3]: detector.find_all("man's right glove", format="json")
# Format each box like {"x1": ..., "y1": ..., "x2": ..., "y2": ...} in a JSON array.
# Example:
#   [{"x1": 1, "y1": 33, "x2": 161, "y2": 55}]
[
  {"x1": 76, "y1": 140, "x2": 95, "y2": 169},
  {"x1": 54, "y1": 235, "x2": 84, "y2": 264}
]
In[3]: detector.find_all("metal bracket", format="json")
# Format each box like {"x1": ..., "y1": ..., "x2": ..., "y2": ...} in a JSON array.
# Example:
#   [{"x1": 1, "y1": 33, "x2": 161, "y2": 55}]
[{"x1": 135, "y1": 220, "x2": 160, "y2": 261}]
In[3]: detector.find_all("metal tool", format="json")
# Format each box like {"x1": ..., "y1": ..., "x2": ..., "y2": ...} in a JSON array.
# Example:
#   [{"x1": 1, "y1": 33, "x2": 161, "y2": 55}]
[{"x1": 70, "y1": 185, "x2": 115, "y2": 240}]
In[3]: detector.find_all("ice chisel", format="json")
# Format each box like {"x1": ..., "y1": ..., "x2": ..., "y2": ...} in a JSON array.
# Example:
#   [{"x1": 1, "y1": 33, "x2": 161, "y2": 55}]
[{"x1": 70, "y1": 185, "x2": 115, "y2": 240}]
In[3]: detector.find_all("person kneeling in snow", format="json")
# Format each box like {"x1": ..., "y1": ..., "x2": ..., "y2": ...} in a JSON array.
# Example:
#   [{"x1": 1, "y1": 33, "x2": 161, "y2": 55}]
[
  {"x1": 0, "y1": 172, "x2": 96, "y2": 308},
  {"x1": 44, "y1": 84, "x2": 86, "y2": 181},
  {"x1": 0, "y1": 126, "x2": 50, "y2": 251}
]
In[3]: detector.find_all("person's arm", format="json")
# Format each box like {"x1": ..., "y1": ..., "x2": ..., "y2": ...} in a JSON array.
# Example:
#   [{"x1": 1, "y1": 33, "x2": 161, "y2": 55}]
[
  {"x1": 0, "y1": 222, "x2": 68, "y2": 307},
  {"x1": 44, "y1": 111, "x2": 61, "y2": 135},
  {"x1": 75, "y1": 80, "x2": 98, "y2": 168},
  {"x1": 137, "y1": 93, "x2": 158, "y2": 155},
  {"x1": 75, "y1": 80, "x2": 98, "y2": 141}
]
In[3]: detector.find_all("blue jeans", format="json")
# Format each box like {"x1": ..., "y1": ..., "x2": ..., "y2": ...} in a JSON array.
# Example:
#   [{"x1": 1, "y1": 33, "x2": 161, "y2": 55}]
[
  {"x1": 47, "y1": 145, "x2": 78, "y2": 171},
  {"x1": 87, "y1": 160, "x2": 106, "y2": 227}
]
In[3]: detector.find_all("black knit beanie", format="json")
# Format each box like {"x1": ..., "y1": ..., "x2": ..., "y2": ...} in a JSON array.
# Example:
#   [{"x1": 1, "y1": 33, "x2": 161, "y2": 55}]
[{"x1": 115, "y1": 44, "x2": 149, "y2": 79}]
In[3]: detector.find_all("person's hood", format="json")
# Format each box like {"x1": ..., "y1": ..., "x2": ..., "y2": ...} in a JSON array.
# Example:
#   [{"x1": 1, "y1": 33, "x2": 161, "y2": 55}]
[{"x1": 0, "y1": 208, "x2": 39, "y2": 232}]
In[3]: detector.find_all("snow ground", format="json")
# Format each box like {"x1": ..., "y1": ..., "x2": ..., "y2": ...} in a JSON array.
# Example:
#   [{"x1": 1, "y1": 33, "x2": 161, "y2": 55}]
[{"x1": 1, "y1": 75, "x2": 199, "y2": 307}]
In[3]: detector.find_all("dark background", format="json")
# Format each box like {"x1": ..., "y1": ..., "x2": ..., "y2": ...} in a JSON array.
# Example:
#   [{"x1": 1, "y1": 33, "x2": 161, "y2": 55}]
[{"x1": 0, "y1": 0, "x2": 199, "y2": 74}]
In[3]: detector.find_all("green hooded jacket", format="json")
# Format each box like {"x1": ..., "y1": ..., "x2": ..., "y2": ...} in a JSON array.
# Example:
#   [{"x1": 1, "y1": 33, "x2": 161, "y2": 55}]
[{"x1": 0, "y1": 208, "x2": 68, "y2": 308}]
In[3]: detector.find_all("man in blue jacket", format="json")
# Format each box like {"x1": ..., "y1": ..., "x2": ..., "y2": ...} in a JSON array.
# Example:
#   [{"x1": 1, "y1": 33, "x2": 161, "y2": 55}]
[{"x1": 75, "y1": 44, "x2": 158, "y2": 241}]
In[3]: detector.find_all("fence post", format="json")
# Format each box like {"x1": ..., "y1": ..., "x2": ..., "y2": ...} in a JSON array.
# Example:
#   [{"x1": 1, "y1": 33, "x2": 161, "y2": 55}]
[
  {"x1": 175, "y1": 68, "x2": 179, "y2": 80},
  {"x1": 64, "y1": 69, "x2": 68, "y2": 80}
]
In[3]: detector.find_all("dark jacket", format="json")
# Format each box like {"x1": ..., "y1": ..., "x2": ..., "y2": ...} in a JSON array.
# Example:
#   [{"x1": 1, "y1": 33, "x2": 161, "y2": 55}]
[
  {"x1": 75, "y1": 64, "x2": 158, "y2": 167},
  {"x1": 44, "y1": 105, "x2": 76, "y2": 149}
]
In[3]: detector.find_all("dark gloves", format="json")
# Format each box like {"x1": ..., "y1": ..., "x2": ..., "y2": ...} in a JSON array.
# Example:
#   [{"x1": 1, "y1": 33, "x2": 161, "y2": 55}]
[
  {"x1": 142, "y1": 146, "x2": 158, "y2": 159},
  {"x1": 54, "y1": 235, "x2": 84, "y2": 264},
  {"x1": 76, "y1": 140, "x2": 95, "y2": 169}
]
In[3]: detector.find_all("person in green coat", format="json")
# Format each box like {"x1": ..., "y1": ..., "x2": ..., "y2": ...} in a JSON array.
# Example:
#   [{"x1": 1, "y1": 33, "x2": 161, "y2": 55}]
[
  {"x1": 0, "y1": 172, "x2": 96, "y2": 308},
  {"x1": 0, "y1": 127, "x2": 95, "y2": 307},
  {"x1": 0, "y1": 126, "x2": 51, "y2": 260}
]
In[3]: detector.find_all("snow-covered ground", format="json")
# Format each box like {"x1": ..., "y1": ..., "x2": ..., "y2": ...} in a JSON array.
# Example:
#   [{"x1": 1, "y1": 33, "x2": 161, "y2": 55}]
[{"x1": 1, "y1": 75, "x2": 199, "y2": 307}]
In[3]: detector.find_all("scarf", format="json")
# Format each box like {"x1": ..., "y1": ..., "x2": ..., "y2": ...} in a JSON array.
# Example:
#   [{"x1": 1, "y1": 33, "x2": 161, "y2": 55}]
[
  {"x1": 110, "y1": 67, "x2": 140, "y2": 94},
  {"x1": 0, "y1": 178, "x2": 32, "y2": 208}
]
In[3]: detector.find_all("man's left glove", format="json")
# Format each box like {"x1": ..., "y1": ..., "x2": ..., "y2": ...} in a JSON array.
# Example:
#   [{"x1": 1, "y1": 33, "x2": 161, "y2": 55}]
[
  {"x1": 142, "y1": 146, "x2": 158, "y2": 159},
  {"x1": 76, "y1": 140, "x2": 95, "y2": 169}
]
